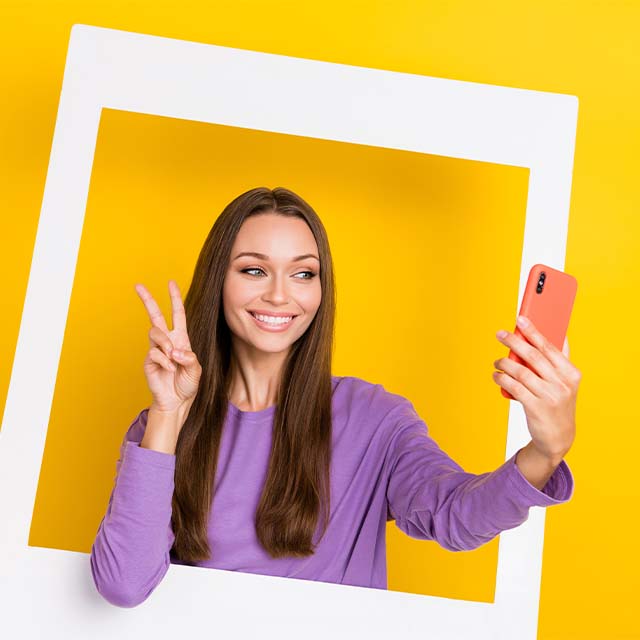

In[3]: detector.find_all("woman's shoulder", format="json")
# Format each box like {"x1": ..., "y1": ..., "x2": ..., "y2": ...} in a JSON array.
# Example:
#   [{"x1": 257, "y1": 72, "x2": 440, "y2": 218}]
[{"x1": 330, "y1": 374, "x2": 420, "y2": 427}]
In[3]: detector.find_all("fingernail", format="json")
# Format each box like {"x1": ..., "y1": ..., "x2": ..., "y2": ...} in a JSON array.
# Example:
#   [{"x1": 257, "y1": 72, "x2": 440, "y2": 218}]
[
  {"x1": 517, "y1": 316, "x2": 528, "y2": 328},
  {"x1": 173, "y1": 349, "x2": 183, "y2": 358},
  {"x1": 497, "y1": 330, "x2": 508, "y2": 339}
]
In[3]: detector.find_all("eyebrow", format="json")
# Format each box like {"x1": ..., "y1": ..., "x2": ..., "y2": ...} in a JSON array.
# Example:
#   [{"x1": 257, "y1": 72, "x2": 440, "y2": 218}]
[{"x1": 233, "y1": 251, "x2": 320, "y2": 263}]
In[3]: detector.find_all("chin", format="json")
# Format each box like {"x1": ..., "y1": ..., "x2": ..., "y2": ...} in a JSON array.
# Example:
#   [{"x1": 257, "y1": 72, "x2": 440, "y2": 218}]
[{"x1": 249, "y1": 340, "x2": 295, "y2": 355}]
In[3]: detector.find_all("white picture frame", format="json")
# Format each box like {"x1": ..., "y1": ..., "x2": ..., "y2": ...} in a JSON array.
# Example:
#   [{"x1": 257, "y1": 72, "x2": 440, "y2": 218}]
[{"x1": 0, "y1": 24, "x2": 578, "y2": 640}]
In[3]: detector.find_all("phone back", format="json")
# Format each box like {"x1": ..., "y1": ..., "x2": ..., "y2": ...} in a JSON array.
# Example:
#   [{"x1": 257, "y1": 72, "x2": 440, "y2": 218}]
[{"x1": 501, "y1": 263, "x2": 577, "y2": 398}]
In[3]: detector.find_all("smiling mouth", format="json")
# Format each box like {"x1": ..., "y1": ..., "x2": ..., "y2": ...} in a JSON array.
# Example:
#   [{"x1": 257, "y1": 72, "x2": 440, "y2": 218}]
[{"x1": 247, "y1": 310, "x2": 297, "y2": 327}]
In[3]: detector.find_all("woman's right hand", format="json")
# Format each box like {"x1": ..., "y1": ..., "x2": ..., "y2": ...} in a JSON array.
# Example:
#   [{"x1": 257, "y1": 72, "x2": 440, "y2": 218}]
[{"x1": 135, "y1": 279, "x2": 202, "y2": 414}]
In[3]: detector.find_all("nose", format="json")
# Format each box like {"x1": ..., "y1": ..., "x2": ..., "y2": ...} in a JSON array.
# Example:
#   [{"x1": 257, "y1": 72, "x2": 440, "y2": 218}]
[{"x1": 262, "y1": 272, "x2": 291, "y2": 306}]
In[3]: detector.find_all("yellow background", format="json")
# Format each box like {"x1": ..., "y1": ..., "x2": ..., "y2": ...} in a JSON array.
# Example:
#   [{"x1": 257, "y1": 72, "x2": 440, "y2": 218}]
[
  {"x1": 1, "y1": 2, "x2": 638, "y2": 638},
  {"x1": 27, "y1": 106, "x2": 529, "y2": 603}
]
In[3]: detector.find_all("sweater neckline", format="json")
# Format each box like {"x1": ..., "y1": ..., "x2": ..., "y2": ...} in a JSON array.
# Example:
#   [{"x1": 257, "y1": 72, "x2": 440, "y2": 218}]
[
  {"x1": 225, "y1": 376, "x2": 341, "y2": 422},
  {"x1": 227, "y1": 400, "x2": 276, "y2": 422}
]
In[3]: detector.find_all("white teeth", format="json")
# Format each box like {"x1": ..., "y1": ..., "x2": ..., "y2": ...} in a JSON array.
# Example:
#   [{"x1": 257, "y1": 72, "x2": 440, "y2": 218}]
[{"x1": 252, "y1": 312, "x2": 293, "y2": 325}]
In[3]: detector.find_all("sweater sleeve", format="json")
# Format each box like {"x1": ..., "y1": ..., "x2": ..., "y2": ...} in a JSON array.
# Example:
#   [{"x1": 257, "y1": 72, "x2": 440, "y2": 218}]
[
  {"x1": 385, "y1": 419, "x2": 574, "y2": 551},
  {"x1": 90, "y1": 408, "x2": 177, "y2": 607}
]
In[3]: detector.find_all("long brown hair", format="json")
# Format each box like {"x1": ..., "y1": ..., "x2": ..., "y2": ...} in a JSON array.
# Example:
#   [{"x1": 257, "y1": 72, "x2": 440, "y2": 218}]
[{"x1": 170, "y1": 186, "x2": 336, "y2": 563}]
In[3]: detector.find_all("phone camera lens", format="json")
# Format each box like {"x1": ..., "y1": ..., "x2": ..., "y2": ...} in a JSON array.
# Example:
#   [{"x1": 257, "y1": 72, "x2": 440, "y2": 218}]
[{"x1": 536, "y1": 270, "x2": 545, "y2": 293}]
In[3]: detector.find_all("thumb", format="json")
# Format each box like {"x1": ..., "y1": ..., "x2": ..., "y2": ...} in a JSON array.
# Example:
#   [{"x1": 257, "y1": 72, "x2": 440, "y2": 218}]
[
  {"x1": 173, "y1": 348, "x2": 200, "y2": 371},
  {"x1": 172, "y1": 348, "x2": 190, "y2": 362}
]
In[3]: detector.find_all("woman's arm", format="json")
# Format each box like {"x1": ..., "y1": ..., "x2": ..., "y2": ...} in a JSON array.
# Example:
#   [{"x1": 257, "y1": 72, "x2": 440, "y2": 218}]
[
  {"x1": 90, "y1": 409, "x2": 177, "y2": 607},
  {"x1": 385, "y1": 419, "x2": 573, "y2": 552}
]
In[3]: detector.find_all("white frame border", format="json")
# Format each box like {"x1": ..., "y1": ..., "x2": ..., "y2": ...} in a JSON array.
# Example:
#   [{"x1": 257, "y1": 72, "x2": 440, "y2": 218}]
[{"x1": 0, "y1": 24, "x2": 578, "y2": 640}]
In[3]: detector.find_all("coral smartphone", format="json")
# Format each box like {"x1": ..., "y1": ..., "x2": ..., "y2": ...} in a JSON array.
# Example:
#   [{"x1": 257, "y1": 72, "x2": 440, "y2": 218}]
[{"x1": 501, "y1": 264, "x2": 577, "y2": 400}]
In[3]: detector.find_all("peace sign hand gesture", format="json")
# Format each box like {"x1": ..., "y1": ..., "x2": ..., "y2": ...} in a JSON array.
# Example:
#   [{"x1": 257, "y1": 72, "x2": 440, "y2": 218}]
[{"x1": 135, "y1": 279, "x2": 202, "y2": 414}]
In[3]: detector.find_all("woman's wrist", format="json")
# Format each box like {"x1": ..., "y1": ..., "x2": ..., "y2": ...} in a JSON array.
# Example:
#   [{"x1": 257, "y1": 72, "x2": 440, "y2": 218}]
[
  {"x1": 515, "y1": 441, "x2": 562, "y2": 491},
  {"x1": 142, "y1": 403, "x2": 191, "y2": 454}
]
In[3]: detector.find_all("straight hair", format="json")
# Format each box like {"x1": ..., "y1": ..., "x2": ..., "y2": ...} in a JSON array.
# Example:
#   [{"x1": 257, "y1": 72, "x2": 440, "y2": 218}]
[{"x1": 171, "y1": 186, "x2": 336, "y2": 562}]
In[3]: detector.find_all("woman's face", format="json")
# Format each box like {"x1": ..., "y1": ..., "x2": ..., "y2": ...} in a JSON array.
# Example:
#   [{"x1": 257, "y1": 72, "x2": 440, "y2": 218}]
[{"x1": 222, "y1": 213, "x2": 322, "y2": 354}]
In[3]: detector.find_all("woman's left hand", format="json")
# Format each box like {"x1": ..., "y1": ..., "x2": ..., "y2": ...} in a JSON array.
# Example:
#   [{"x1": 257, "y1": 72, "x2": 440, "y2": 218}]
[{"x1": 492, "y1": 315, "x2": 581, "y2": 464}]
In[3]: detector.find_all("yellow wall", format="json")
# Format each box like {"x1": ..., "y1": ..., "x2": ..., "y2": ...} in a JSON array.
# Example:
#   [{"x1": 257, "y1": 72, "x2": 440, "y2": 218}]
[{"x1": 1, "y1": 2, "x2": 638, "y2": 638}]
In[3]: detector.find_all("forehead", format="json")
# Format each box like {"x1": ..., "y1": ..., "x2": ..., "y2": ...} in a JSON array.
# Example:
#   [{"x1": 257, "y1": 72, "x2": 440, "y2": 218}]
[{"x1": 232, "y1": 214, "x2": 318, "y2": 257}]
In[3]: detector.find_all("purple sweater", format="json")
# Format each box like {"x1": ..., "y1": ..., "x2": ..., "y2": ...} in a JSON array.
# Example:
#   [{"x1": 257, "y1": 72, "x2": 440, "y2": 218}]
[{"x1": 90, "y1": 375, "x2": 574, "y2": 607}]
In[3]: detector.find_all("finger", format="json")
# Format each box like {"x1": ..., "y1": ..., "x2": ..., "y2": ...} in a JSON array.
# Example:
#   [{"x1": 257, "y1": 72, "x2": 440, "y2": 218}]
[
  {"x1": 516, "y1": 315, "x2": 576, "y2": 381},
  {"x1": 492, "y1": 370, "x2": 536, "y2": 405},
  {"x1": 496, "y1": 327, "x2": 560, "y2": 383},
  {"x1": 134, "y1": 282, "x2": 169, "y2": 332},
  {"x1": 168, "y1": 280, "x2": 188, "y2": 334},
  {"x1": 148, "y1": 346, "x2": 177, "y2": 372},
  {"x1": 560, "y1": 337, "x2": 581, "y2": 386},
  {"x1": 149, "y1": 325, "x2": 175, "y2": 360},
  {"x1": 494, "y1": 356, "x2": 547, "y2": 398},
  {"x1": 172, "y1": 348, "x2": 198, "y2": 367},
  {"x1": 171, "y1": 348, "x2": 202, "y2": 377}
]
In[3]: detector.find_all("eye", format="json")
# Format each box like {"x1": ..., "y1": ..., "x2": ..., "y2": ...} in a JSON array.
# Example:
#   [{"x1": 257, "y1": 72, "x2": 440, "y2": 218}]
[
  {"x1": 240, "y1": 268, "x2": 317, "y2": 280},
  {"x1": 294, "y1": 271, "x2": 317, "y2": 280},
  {"x1": 241, "y1": 267, "x2": 265, "y2": 277}
]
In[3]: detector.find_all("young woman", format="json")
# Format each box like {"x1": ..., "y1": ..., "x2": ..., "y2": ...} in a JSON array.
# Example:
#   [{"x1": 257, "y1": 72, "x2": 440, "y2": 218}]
[{"x1": 90, "y1": 186, "x2": 579, "y2": 608}]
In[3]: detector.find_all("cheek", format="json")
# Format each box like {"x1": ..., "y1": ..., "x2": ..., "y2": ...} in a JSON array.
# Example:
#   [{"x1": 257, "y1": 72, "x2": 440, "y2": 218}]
[
  {"x1": 300, "y1": 282, "x2": 322, "y2": 311},
  {"x1": 223, "y1": 274, "x2": 252, "y2": 306},
  {"x1": 295, "y1": 297, "x2": 321, "y2": 331}
]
